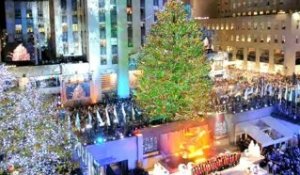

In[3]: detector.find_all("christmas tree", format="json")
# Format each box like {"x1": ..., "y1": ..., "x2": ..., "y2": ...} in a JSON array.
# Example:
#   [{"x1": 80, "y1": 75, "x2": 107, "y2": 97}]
[
  {"x1": 136, "y1": 0, "x2": 212, "y2": 121},
  {"x1": 0, "y1": 65, "x2": 73, "y2": 174}
]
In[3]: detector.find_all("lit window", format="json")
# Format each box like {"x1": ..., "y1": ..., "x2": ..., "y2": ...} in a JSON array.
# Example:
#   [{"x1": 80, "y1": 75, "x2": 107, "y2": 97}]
[
  {"x1": 274, "y1": 35, "x2": 278, "y2": 43},
  {"x1": 282, "y1": 36, "x2": 285, "y2": 44},
  {"x1": 282, "y1": 21, "x2": 286, "y2": 30},
  {"x1": 260, "y1": 36, "x2": 264, "y2": 43},
  {"x1": 236, "y1": 35, "x2": 239, "y2": 42},
  {"x1": 72, "y1": 24, "x2": 78, "y2": 32},
  {"x1": 254, "y1": 22, "x2": 258, "y2": 30},
  {"x1": 260, "y1": 22, "x2": 264, "y2": 30},
  {"x1": 225, "y1": 24, "x2": 229, "y2": 30},
  {"x1": 241, "y1": 35, "x2": 245, "y2": 42},
  {"x1": 267, "y1": 35, "x2": 271, "y2": 43},
  {"x1": 247, "y1": 22, "x2": 251, "y2": 30},
  {"x1": 267, "y1": 22, "x2": 271, "y2": 30},
  {"x1": 231, "y1": 23, "x2": 234, "y2": 30},
  {"x1": 247, "y1": 35, "x2": 251, "y2": 42},
  {"x1": 254, "y1": 36, "x2": 257, "y2": 42},
  {"x1": 15, "y1": 24, "x2": 22, "y2": 33}
]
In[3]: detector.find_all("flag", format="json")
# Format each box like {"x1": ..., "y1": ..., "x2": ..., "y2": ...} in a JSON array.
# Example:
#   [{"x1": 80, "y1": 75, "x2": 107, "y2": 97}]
[
  {"x1": 249, "y1": 86, "x2": 254, "y2": 96},
  {"x1": 284, "y1": 85, "x2": 288, "y2": 100},
  {"x1": 96, "y1": 110, "x2": 105, "y2": 127},
  {"x1": 67, "y1": 114, "x2": 71, "y2": 129},
  {"x1": 122, "y1": 103, "x2": 126, "y2": 123},
  {"x1": 268, "y1": 84, "x2": 273, "y2": 96},
  {"x1": 132, "y1": 106, "x2": 136, "y2": 121},
  {"x1": 255, "y1": 85, "x2": 259, "y2": 95},
  {"x1": 105, "y1": 105, "x2": 111, "y2": 126},
  {"x1": 278, "y1": 87, "x2": 282, "y2": 100},
  {"x1": 75, "y1": 112, "x2": 81, "y2": 131},
  {"x1": 264, "y1": 84, "x2": 269, "y2": 96},
  {"x1": 296, "y1": 84, "x2": 300, "y2": 103},
  {"x1": 86, "y1": 112, "x2": 92, "y2": 129},
  {"x1": 113, "y1": 105, "x2": 119, "y2": 124},
  {"x1": 244, "y1": 88, "x2": 249, "y2": 100},
  {"x1": 289, "y1": 87, "x2": 294, "y2": 102}
]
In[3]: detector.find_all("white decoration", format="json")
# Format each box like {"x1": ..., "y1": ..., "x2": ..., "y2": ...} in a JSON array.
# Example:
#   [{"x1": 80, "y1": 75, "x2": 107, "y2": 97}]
[{"x1": 0, "y1": 67, "x2": 73, "y2": 174}]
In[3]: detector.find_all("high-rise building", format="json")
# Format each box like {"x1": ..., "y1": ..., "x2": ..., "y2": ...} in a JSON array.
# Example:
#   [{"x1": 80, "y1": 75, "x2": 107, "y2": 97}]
[
  {"x1": 50, "y1": 0, "x2": 85, "y2": 57},
  {"x1": 195, "y1": 0, "x2": 300, "y2": 75},
  {"x1": 4, "y1": 0, "x2": 51, "y2": 63},
  {"x1": 2, "y1": 0, "x2": 177, "y2": 102}
]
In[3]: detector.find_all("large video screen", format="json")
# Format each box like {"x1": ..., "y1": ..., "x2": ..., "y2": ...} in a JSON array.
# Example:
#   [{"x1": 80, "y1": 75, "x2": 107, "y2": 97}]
[{"x1": 65, "y1": 82, "x2": 90, "y2": 100}]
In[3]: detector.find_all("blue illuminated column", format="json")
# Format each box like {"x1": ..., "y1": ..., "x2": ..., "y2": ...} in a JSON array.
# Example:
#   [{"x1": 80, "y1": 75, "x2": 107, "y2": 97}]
[
  {"x1": 117, "y1": 0, "x2": 130, "y2": 98},
  {"x1": 86, "y1": 0, "x2": 101, "y2": 102}
]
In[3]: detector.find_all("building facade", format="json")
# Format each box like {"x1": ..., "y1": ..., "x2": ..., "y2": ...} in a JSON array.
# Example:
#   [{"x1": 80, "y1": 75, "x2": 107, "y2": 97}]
[
  {"x1": 4, "y1": 0, "x2": 51, "y2": 63},
  {"x1": 197, "y1": 0, "x2": 300, "y2": 75},
  {"x1": 3, "y1": 0, "x2": 169, "y2": 102}
]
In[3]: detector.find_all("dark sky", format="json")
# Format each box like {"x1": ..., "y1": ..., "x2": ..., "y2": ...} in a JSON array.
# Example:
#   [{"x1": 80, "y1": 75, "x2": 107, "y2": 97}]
[{"x1": 0, "y1": 1, "x2": 5, "y2": 31}]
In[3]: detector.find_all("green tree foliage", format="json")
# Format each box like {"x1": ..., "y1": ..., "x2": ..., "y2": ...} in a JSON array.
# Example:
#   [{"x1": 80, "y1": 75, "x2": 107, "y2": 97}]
[{"x1": 136, "y1": 0, "x2": 212, "y2": 121}]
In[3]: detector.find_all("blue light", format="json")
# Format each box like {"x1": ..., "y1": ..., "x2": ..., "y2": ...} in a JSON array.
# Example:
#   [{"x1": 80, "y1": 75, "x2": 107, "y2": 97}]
[{"x1": 96, "y1": 137, "x2": 105, "y2": 144}]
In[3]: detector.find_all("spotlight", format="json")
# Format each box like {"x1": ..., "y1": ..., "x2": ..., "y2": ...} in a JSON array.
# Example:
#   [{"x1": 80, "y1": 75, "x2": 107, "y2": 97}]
[{"x1": 96, "y1": 137, "x2": 105, "y2": 144}]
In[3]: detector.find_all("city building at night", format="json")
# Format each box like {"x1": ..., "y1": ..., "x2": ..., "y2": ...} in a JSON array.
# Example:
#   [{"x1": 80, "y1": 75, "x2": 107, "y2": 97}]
[
  {"x1": 198, "y1": 0, "x2": 300, "y2": 75},
  {"x1": 4, "y1": 1, "x2": 300, "y2": 175},
  {"x1": 1, "y1": 0, "x2": 175, "y2": 102}
]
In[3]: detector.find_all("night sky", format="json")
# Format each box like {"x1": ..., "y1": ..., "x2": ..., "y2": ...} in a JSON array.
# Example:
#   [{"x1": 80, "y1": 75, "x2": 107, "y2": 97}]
[{"x1": 0, "y1": 1, "x2": 5, "y2": 31}]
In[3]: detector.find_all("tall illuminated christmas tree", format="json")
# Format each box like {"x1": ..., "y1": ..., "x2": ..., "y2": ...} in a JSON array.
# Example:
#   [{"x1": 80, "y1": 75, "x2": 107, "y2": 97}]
[
  {"x1": 136, "y1": 0, "x2": 212, "y2": 121},
  {"x1": 0, "y1": 65, "x2": 73, "y2": 174}
]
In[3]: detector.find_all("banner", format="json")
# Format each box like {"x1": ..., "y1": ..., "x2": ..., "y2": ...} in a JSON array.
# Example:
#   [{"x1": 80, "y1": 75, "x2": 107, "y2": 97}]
[{"x1": 214, "y1": 113, "x2": 227, "y2": 139}]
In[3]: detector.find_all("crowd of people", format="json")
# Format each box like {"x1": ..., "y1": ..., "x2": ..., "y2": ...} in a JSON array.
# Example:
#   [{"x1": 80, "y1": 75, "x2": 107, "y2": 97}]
[
  {"x1": 192, "y1": 152, "x2": 241, "y2": 175},
  {"x1": 212, "y1": 68, "x2": 300, "y2": 114},
  {"x1": 66, "y1": 95, "x2": 145, "y2": 145},
  {"x1": 265, "y1": 146, "x2": 300, "y2": 175}
]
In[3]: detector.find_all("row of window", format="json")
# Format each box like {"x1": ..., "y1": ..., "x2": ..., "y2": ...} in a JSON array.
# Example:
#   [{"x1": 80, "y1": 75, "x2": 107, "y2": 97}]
[
  {"x1": 229, "y1": 0, "x2": 285, "y2": 9},
  {"x1": 234, "y1": 48, "x2": 300, "y2": 66},
  {"x1": 220, "y1": 34, "x2": 300, "y2": 44},
  {"x1": 205, "y1": 20, "x2": 300, "y2": 31},
  {"x1": 232, "y1": 47, "x2": 285, "y2": 64}
]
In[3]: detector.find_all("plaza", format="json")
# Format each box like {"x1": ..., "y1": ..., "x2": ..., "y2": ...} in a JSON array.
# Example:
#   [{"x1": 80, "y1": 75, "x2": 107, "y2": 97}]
[{"x1": 1, "y1": 0, "x2": 300, "y2": 175}]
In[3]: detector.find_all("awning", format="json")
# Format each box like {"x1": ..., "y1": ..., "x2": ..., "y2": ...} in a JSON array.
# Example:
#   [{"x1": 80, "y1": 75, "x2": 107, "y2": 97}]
[{"x1": 235, "y1": 117, "x2": 294, "y2": 148}]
